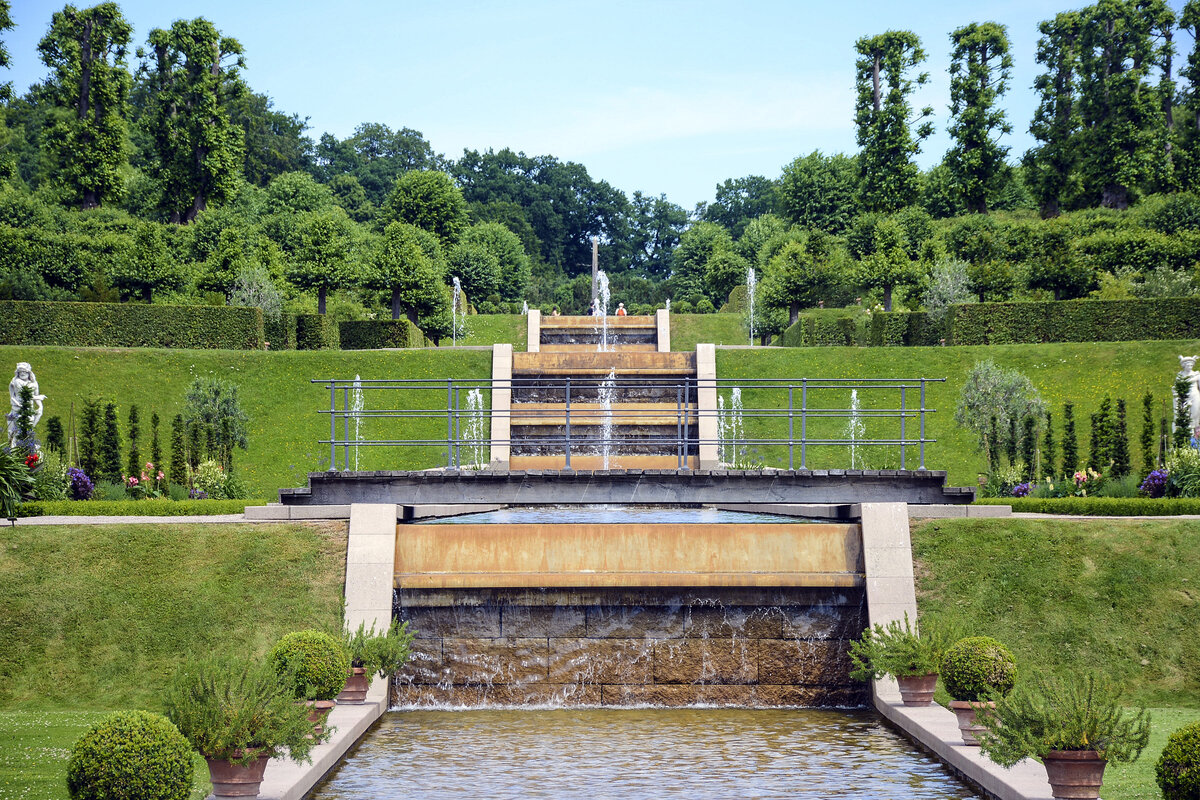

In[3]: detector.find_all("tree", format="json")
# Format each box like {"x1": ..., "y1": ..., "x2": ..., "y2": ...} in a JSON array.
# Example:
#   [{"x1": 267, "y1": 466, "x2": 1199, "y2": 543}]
[
  {"x1": 100, "y1": 400, "x2": 121, "y2": 481},
  {"x1": 1025, "y1": 12, "x2": 1083, "y2": 217},
  {"x1": 1111, "y1": 397, "x2": 1131, "y2": 478},
  {"x1": 1062, "y1": 401, "x2": 1079, "y2": 474},
  {"x1": 126, "y1": 403, "x2": 140, "y2": 478},
  {"x1": 227, "y1": 90, "x2": 312, "y2": 186},
  {"x1": 945, "y1": 22, "x2": 1013, "y2": 214},
  {"x1": 854, "y1": 31, "x2": 934, "y2": 213},
  {"x1": 447, "y1": 239, "x2": 499, "y2": 303},
  {"x1": 313, "y1": 122, "x2": 440, "y2": 205},
  {"x1": 37, "y1": 2, "x2": 133, "y2": 209},
  {"x1": 671, "y1": 221, "x2": 735, "y2": 304},
  {"x1": 1042, "y1": 409, "x2": 1057, "y2": 479},
  {"x1": 285, "y1": 209, "x2": 352, "y2": 314},
  {"x1": 703, "y1": 175, "x2": 777, "y2": 238},
  {"x1": 140, "y1": 18, "x2": 245, "y2": 223},
  {"x1": 954, "y1": 360, "x2": 1047, "y2": 466},
  {"x1": 1076, "y1": 0, "x2": 1174, "y2": 209},
  {"x1": 0, "y1": 1, "x2": 12, "y2": 101},
  {"x1": 1141, "y1": 392, "x2": 1157, "y2": 473},
  {"x1": 80, "y1": 398, "x2": 101, "y2": 476},
  {"x1": 150, "y1": 411, "x2": 162, "y2": 470},
  {"x1": 182, "y1": 377, "x2": 248, "y2": 463},
  {"x1": 778, "y1": 151, "x2": 859, "y2": 233},
  {"x1": 628, "y1": 191, "x2": 687, "y2": 279},
  {"x1": 459, "y1": 222, "x2": 529, "y2": 301},
  {"x1": 854, "y1": 217, "x2": 919, "y2": 310},
  {"x1": 110, "y1": 223, "x2": 182, "y2": 302},
  {"x1": 380, "y1": 170, "x2": 468, "y2": 248},
  {"x1": 169, "y1": 413, "x2": 185, "y2": 486},
  {"x1": 366, "y1": 222, "x2": 446, "y2": 322},
  {"x1": 1177, "y1": 1, "x2": 1200, "y2": 188},
  {"x1": 761, "y1": 239, "x2": 837, "y2": 325}
]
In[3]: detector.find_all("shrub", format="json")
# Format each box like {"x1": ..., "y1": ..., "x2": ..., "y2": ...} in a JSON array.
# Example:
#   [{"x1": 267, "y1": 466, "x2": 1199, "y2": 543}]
[
  {"x1": 31, "y1": 448, "x2": 69, "y2": 501},
  {"x1": 0, "y1": 447, "x2": 33, "y2": 519},
  {"x1": 270, "y1": 630, "x2": 350, "y2": 701},
  {"x1": 1157, "y1": 720, "x2": 1200, "y2": 800},
  {"x1": 65, "y1": 710, "x2": 193, "y2": 800},
  {"x1": 951, "y1": 298, "x2": 1200, "y2": 345},
  {"x1": 339, "y1": 319, "x2": 424, "y2": 350},
  {"x1": 849, "y1": 613, "x2": 949, "y2": 680},
  {"x1": 16, "y1": 498, "x2": 255, "y2": 517},
  {"x1": 344, "y1": 620, "x2": 415, "y2": 678},
  {"x1": 0, "y1": 300, "x2": 264, "y2": 349},
  {"x1": 940, "y1": 636, "x2": 1017, "y2": 701},
  {"x1": 66, "y1": 467, "x2": 95, "y2": 501},
  {"x1": 295, "y1": 313, "x2": 339, "y2": 350},
  {"x1": 1166, "y1": 447, "x2": 1200, "y2": 498},
  {"x1": 977, "y1": 673, "x2": 1149, "y2": 768},
  {"x1": 165, "y1": 656, "x2": 319, "y2": 765},
  {"x1": 189, "y1": 460, "x2": 229, "y2": 500}
]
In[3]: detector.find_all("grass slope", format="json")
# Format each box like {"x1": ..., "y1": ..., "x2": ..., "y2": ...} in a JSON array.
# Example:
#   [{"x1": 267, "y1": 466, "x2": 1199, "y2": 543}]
[
  {"x1": 1, "y1": 345, "x2": 491, "y2": 497},
  {"x1": 670, "y1": 313, "x2": 748, "y2": 352},
  {"x1": 716, "y1": 339, "x2": 1199, "y2": 486},
  {"x1": 456, "y1": 314, "x2": 527, "y2": 350}
]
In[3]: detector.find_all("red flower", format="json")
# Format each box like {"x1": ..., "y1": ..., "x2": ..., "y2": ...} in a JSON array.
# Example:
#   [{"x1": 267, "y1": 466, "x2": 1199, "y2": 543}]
[{"x1": 24, "y1": 453, "x2": 39, "y2": 468}]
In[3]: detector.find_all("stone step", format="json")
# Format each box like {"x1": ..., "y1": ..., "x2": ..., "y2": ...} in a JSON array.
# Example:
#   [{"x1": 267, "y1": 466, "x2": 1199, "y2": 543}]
[
  {"x1": 509, "y1": 454, "x2": 699, "y2": 470},
  {"x1": 513, "y1": 351, "x2": 695, "y2": 376},
  {"x1": 539, "y1": 343, "x2": 659, "y2": 353},
  {"x1": 510, "y1": 402, "x2": 698, "y2": 426},
  {"x1": 541, "y1": 315, "x2": 656, "y2": 329}
]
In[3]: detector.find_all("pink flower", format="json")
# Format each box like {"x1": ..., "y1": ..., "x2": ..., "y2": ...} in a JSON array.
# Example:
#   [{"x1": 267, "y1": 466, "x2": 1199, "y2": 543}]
[{"x1": 157, "y1": 471, "x2": 165, "y2": 481}]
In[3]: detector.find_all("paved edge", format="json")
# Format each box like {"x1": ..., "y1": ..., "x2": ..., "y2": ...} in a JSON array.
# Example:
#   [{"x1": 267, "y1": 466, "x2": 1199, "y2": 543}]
[{"x1": 860, "y1": 502, "x2": 1053, "y2": 800}]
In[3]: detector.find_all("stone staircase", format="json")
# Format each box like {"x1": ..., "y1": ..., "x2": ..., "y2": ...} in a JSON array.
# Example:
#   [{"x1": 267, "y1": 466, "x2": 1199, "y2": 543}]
[{"x1": 504, "y1": 310, "x2": 699, "y2": 470}]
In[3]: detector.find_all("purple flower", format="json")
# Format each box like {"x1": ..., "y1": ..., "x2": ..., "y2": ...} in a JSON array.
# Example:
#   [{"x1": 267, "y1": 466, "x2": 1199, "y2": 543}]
[
  {"x1": 189, "y1": 488, "x2": 209, "y2": 500},
  {"x1": 1139, "y1": 469, "x2": 1168, "y2": 499},
  {"x1": 1012, "y1": 482, "x2": 1032, "y2": 498},
  {"x1": 67, "y1": 467, "x2": 94, "y2": 501}
]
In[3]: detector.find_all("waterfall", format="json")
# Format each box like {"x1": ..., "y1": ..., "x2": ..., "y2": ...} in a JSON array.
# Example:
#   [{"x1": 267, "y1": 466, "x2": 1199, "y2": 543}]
[
  {"x1": 598, "y1": 368, "x2": 616, "y2": 470},
  {"x1": 522, "y1": 300, "x2": 529, "y2": 315},
  {"x1": 351, "y1": 374, "x2": 364, "y2": 471},
  {"x1": 465, "y1": 388, "x2": 486, "y2": 469},
  {"x1": 665, "y1": 298, "x2": 671, "y2": 312},
  {"x1": 747, "y1": 267, "x2": 757, "y2": 346},
  {"x1": 451, "y1": 276, "x2": 464, "y2": 346},
  {"x1": 846, "y1": 389, "x2": 865, "y2": 469},
  {"x1": 595, "y1": 270, "x2": 611, "y2": 352},
  {"x1": 718, "y1": 388, "x2": 745, "y2": 468}
]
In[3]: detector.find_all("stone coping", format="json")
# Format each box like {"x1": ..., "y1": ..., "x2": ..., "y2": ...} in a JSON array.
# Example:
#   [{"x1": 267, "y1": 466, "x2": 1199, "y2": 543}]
[
  {"x1": 873, "y1": 679, "x2": 1053, "y2": 800},
  {"x1": 245, "y1": 678, "x2": 389, "y2": 800}
]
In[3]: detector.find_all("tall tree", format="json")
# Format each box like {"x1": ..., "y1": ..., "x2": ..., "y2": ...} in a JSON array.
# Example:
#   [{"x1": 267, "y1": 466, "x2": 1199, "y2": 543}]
[
  {"x1": 37, "y1": 2, "x2": 132, "y2": 209},
  {"x1": 1076, "y1": 0, "x2": 1174, "y2": 209},
  {"x1": 140, "y1": 18, "x2": 245, "y2": 223},
  {"x1": 778, "y1": 151, "x2": 859, "y2": 233},
  {"x1": 380, "y1": 169, "x2": 468, "y2": 249},
  {"x1": 702, "y1": 175, "x2": 777, "y2": 238},
  {"x1": 1024, "y1": 12, "x2": 1082, "y2": 217},
  {"x1": 854, "y1": 217, "x2": 918, "y2": 310},
  {"x1": 628, "y1": 191, "x2": 687, "y2": 279},
  {"x1": 945, "y1": 22, "x2": 1013, "y2": 214},
  {"x1": 365, "y1": 221, "x2": 445, "y2": 322},
  {"x1": 854, "y1": 31, "x2": 934, "y2": 213},
  {"x1": 1177, "y1": 1, "x2": 1200, "y2": 188},
  {"x1": 110, "y1": 222, "x2": 183, "y2": 301},
  {"x1": 285, "y1": 208, "x2": 352, "y2": 314}
]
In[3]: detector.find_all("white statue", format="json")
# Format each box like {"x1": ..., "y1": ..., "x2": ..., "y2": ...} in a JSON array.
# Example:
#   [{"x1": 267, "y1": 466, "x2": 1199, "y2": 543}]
[
  {"x1": 7, "y1": 362, "x2": 46, "y2": 447},
  {"x1": 1178, "y1": 356, "x2": 1200, "y2": 434}
]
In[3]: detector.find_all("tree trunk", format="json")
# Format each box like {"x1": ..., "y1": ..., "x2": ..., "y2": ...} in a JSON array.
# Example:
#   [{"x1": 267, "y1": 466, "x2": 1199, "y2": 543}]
[
  {"x1": 143, "y1": 286, "x2": 152, "y2": 303},
  {"x1": 318, "y1": 287, "x2": 327, "y2": 315},
  {"x1": 391, "y1": 289, "x2": 401, "y2": 320},
  {"x1": 1040, "y1": 198, "x2": 1061, "y2": 219},
  {"x1": 883, "y1": 285, "x2": 893, "y2": 312},
  {"x1": 1101, "y1": 183, "x2": 1130, "y2": 210},
  {"x1": 789, "y1": 302, "x2": 799, "y2": 327},
  {"x1": 82, "y1": 190, "x2": 99, "y2": 210},
  {"x1": 406, "y1": 308, "x2": 419, "y2": 325}
]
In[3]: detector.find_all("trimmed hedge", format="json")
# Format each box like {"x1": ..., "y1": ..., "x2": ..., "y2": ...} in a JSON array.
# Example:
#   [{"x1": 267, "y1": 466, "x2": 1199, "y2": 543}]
[
  {"x1": 265, "y1": 313, "x2": 298, "y2": 350},
  {"x1": 295, "y1": 314, "x2": 339, "y2": 350},
  {"x1": 17, "y1": 498, "x2": 261, "y2": 517},
  {"x1": 867, "y1": 311, "x2": 946, "y2": 347},
  {"x1": 778, "y1": 314, "x2": 860, "y2": 346},
  {"x1": 975, "y1": 496, "x2": 1200, "y2": 515},
  {"x1": 339, "y1": 319, "x2": 424, "y2": 350},
  {"x1": 952, "y1": 297, "x2": 1200, "y2": 345},
  {"x1": 0, "y1": 300, "x2": 264, "y2": 349}
]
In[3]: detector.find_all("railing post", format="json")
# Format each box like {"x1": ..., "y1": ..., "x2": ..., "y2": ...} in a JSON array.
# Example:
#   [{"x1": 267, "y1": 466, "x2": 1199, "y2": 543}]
[
  {"x1": 677, "y1": 385, "x2": 684, "y2": 470},
  {"x1": 788, "y1": 385, "x2": 795, "y2": 470},
  {"x1": 453, "y1": 387, "x2": 460, "y2": 469},
  {"x1": 564, "y1": 377, "x2": 572, "y2": 471},
  {"x1": 800, "y1": 379, "x2": 807, "y2": 469},
  {"x1": 683, "y1": 378, "x2": 692, "y2": 470},
  {"x1": 343, "y1": 387, "x2": 351, "y2": 471},
  {"x1": 329, "y1": 381, "x2": 337, "y2": 471},
  {"x1": 920, "y1": 379, "x2": 927, "y2": 470},
  {"x1": 900, "y1": 385, "x2": 906, "y2": 470},
  {"x1": 446, "y1": 379, "x2": 453, "y2": 469}
]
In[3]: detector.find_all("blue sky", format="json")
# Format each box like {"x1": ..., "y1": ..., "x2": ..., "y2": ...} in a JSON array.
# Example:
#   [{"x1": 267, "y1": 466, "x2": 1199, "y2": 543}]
[{"x1": 5, "y1": 0, "x2": 1193, "y2": 209}]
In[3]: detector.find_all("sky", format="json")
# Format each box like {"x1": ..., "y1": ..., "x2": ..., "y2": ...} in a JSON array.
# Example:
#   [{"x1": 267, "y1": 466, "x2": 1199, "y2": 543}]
[{"x1": 4, "y1": 0, "x2": 1194, "y2": 210}]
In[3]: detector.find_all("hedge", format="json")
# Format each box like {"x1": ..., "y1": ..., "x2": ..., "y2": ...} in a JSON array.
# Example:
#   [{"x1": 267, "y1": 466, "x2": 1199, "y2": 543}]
[
  {"x1": 339, "y1": 319, "x2": 424, "y2": 350},
  {"x1": 975, "y1": 496, "x2": 1200, "y2": 515},
  {"x1": 16, "y1": 498, "x2": 261, "y2": 517},
  {"x1": 0, "y1": 300, "x2": 263, "y2": 349},
  {"x1": 778, "y1": 314, "x2": 860, "y2": 346},
  {"x1": 952, "y1": 297, "x2": 1200, "y2": 345},
  {"x1": 867, "y1": 311, "x2": 946, "y2": 347},
  {"x1": 265, "y1": 313, "x2": 298, "y2": 350},
  {"x1": 295, "y1": 314, "x2": 339, "y2": 350}
]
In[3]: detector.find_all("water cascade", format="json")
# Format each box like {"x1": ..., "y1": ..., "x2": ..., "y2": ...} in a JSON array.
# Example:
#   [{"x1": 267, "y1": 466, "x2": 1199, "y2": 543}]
[
  {"x1": 351, "y1": 375, "x2": 364, "y2": 471},
  {"x1": 464, "y1": 388, "x2": 485, "y2": 469},
  {"x1": 521, "y1": 300, "x2": 529, "y2": 315},
  {"x1": 595, "y1": 270, "x2": 611, "y2": 351},
  {"x1": 451, "y1": 276, "x2": 463, "y2": 346},
  {"x1": 846, "y1": 389, "x2": 865, "y2": 469},
  {"x1": 747, "y1": 267, "x2": 757, "y2": 346},
  {"x1": 597, "y1": 368, "x2": 616, "y2": 469},
  {"x1": 717, "y1": 387, "x2": 745, "y2": 468}
]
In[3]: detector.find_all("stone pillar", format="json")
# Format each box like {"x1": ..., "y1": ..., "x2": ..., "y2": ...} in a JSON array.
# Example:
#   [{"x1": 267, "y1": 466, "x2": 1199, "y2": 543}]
[
  {"x1": 490, "y1": 344, "x2": 513, "y2": 468},
  {"x1": 344, "y1": 503, "x2": 397, "y2": 634},
  {"x1": 696, "y1": 343, "x2": 718, "y2": 469},
  {"x1": 656, "y1": 308, "x2": 671, "y2": 352},
  {"x1": 857, "y1": 502, "x2": 917, "y2": 706},
  {"x1": 526, "y1": 309, "x2": 540, "y2": 353}
]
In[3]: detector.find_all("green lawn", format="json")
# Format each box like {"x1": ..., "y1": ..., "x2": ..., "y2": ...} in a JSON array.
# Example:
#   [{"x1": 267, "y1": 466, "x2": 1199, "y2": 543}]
[
  {"x1": 1, "y1": 345, "x2": 492, "y2": 498},
  {"x1": 716, "y1": 339, "x2": 1199, "y2": 487},
  {"x1": 1104, "y1": 707, "x2": 1200, "y2": 800},
  {"x1": 670, "y1": 313, "x2": 749, "y2": 351},
  {"x1": 453, "y1": 313, "x2": 527, "y2": 350}
]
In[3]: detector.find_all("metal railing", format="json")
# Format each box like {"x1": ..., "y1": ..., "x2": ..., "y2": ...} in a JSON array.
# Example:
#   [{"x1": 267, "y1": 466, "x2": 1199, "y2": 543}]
[{"x1": 312, "y1": 377, "x2": 944, "y2": 472}]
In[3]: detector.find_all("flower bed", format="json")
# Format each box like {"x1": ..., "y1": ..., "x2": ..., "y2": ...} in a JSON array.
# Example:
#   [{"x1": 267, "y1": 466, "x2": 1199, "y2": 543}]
[
  {"x1": 975, "y1": 496, "x2": 1200, "y2": 515},
  {"x1": 16, "y1": 499, "x2": 261, "y2": 517}
]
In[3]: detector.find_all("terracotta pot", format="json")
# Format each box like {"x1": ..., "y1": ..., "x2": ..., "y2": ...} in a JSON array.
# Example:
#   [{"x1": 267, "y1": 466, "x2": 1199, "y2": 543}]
[
  {"x1": 206, "y1": 750, "x2": 270, "y2": 798},
  {"x1": 304, "y1": 699, "x2": 336, "y2": 737},
  {"x1": 948, "y1": 699, "x2": 994, "y2": 745},
  {"x1": 896, "y1": 673, "x2": 938, "y2": 706},
  {"x1": 1042, "y1": 750, "x2": 1106, "y2": 799},
  {"x1": 336, "y1": 667, "x2": 369, "y2": 704}
]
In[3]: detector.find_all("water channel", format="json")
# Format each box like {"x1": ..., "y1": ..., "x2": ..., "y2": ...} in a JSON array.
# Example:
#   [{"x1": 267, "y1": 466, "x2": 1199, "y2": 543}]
[{"x1": 309, "y1": 708, "x2": 980, "y2": 799}]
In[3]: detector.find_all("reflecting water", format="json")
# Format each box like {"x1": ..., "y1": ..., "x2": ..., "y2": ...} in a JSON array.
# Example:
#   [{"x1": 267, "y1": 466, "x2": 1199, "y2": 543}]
[
  {"x1": 310, "y1": 708, "x2": 979, "y2": 800},
  {"x1": 426, "y1": 505, "x2": 826, "y2": 525}
]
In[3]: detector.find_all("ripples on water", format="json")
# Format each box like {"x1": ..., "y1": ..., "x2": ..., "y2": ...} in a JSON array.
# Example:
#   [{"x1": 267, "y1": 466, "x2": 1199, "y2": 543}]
[
  {"x1": 310, "y1": 708, "x2": 979, "y2": 800},
  {"x1": 428, "y1": 505, "x2": 821, "y2": 525}
]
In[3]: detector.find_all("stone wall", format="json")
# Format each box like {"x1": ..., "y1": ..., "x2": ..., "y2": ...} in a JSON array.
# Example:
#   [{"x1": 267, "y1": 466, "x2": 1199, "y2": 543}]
[{"x1": 392, "y1": 587, "x2": 868, "y2": 707}]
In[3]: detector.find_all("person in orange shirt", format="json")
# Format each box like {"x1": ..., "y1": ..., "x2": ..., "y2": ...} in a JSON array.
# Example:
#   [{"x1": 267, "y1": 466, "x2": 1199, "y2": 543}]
[{"x1": 615, "y1": 302, "x2": 627, "y2": 316}]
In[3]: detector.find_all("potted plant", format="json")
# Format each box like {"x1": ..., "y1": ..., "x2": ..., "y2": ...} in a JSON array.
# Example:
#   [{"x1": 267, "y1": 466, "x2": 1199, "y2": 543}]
[
  {"x1": 849, "y1": 613, "x2": 949, "y2": 706},
  {"x1": 165, "y1": 656, "x2": 320, "y2": 799},
  {"x1": 338, "y1": 620, "x2": 414, "y2": 704},
  {"x1": 977, "y1": 673, "x2": 1149, "y2": 800},
  {"x1": 269, "y1": 629, "x2": 350, "y2": 735},
  {"x1": 940, "y1": 635, "x2": 1017, "y2": 745}
]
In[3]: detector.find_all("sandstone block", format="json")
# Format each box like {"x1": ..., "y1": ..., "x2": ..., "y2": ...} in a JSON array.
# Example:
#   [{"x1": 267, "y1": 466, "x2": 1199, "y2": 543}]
[
  {"x1": 653, "y1": 638, "x2": 756, "y2": 684},
  {"x1": 399, "y1": 606, "x2": 501, "y2": 638},
  {"x1": 548, "y1": 638, "x2": 654, "y2": 685},
  {"x1": 757, "y1": 639, "x2": 854, "y2": 685},
  {"x1": 394, "y1": 639, "x2": 445, "y2": 686},
  {"x1": 685, "y1": 606, "x2": 783, "y2": 639},
  {"x1": 586, "y1": 605, "x2": 687, "y2": 639},
  {"x1": 441, "y1": 637, "x2": 548, "y2": 685},
  {"x1": 781, "y1": 605, "x2": 867, "y2": 640},
  {"x1": 602, "y1": 683, "x2": 758, "y2": 706},
  {"x1": 501, "y1": 605, "x2": 587, "y2": 637}
]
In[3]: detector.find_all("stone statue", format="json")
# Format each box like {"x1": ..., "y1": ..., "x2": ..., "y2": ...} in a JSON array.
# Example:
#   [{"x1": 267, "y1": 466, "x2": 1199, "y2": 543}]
[
  {"x1": 1178, "y1": 356, "x2": 1200, "y2": 434},
  {"x1": 7, "y1": 362, "x2": 46, "y2": 448}
]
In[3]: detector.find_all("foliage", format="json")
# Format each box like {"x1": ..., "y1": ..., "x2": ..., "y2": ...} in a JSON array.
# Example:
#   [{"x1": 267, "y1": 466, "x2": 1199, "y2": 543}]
[
  {"x1": 343, "y1": 620, "x2": 414, "y2": 678},
  {"x1": 778, "y1": 151, "x2": 858, "y2": 233},
  {"x1": 164, "y1": 655, "x2": 320, "y2": 765},
  {"x1": 941, "y1": 636, "x2": 1018, "y2": 701},
  {"x1": 854, "y1": 218, "x2": 919, "y2": 310},
  {"x1": 849, "y1": 612, "x2": 949, "y2": 680},
  {"x1": 100, "y1": 402, "x2": 121, "y2": 482},
  {"x1": 110, "y1": 224, "x2": 182, "y2": 302},
  {"x1": 922, "y1": 258, "x2": 975, "y2": 321},
  {"x1": 977, "y1": 673, "x2": 1150, "y2": 767},
  {"x1": 380, "y1": 170, "x2": 468, "y2": 248},
  {"x1": 31, "y1": 448, "x2": 69, "y2": 502},
  {"x1": 182, "y1": 377, "x2": 249, "y2": 469},
  {"x1": 294, "y1": 313, "x2": 338, "y2": 350},
  {"x1": 268, "y1": 630, "x2": 349, "y2": 701},
  {"x1": 188, "y1": 459, "x2": 229, "y2": 500},
  {"x1": 951, "y1": 298, "x2": 1200, "y2": 345},
  {"x1": 459, "y1": 222, "x2": 530, "y2": 302},
  {"x1": 0, "y1": 446, "x2": 32, "y2": 518},
  {"x1": 285, "y1": 209, "x2": 353, "y2": 314},
  {"x1": 1166, "y1": 446, "x2": 1200, "y2": 498},
  {"x1": 976, "y1": 495, "x2": 1200, "y2": 515},
  {"x1": 1025, "y1": 11, "x2": 1082, "y2": 218},
  {"x1": 1157, "y1": 720, "x2": 1200, "y2": 800},
  {"x1": 228, "y1": 265, "x2": 282, "y2": 323},
  {"x1": 955, "y1": 360, "x2": 1046, "y2": 465},
  {"x1": 0, "y1": 300, "x2": 264, "y2": 349},
  {"x1": 703, "y1": 175, "x2": 778, "y2": 239},
  {"x1": 365, "y1": 221, "x2": 447, "y2": 323},
  {"x1": 338, "y1": 319, "x2": 423, "y2": 350},
  {"x1": 16, "y1": 498, "x2": 256, "y2": 517},
  {"x1": 945, "y1": 22, "x2": 1013, "y2": 214},
  {"x1": 65, "y1": 710, "x2": 193, "y2": 800}
]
